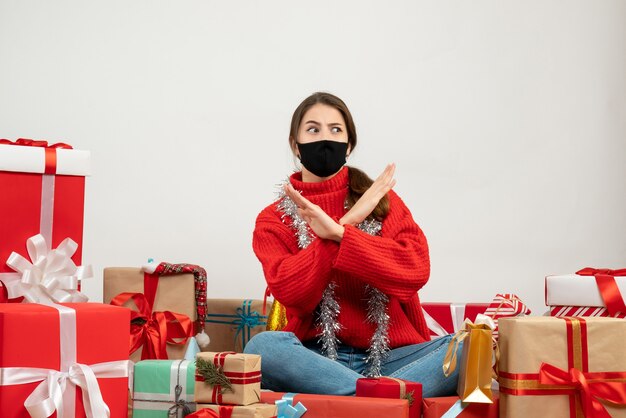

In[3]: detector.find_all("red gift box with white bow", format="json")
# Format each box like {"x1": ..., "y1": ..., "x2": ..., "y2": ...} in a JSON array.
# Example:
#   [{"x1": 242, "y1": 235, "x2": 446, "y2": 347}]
[
  {"x1": 0, "y1": 303, "x2": 131, "y2": 418},
  {"x1": 0, "y1": 139, "x2": 90, "y2": 301}
]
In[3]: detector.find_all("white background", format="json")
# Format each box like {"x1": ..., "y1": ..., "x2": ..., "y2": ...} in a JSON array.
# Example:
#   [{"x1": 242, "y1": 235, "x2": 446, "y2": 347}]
[{"x1": 1, "y1": 1, "x2": 625, "y2": 315}]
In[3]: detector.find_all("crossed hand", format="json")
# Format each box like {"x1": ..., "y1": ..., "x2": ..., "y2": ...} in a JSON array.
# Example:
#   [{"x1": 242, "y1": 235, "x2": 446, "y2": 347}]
[{"x1": 284, "y1": 163, "x2": 396, "y2": 242}]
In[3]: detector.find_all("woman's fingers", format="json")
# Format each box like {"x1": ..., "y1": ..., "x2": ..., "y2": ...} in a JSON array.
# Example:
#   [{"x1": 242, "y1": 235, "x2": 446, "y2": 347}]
[{"x1": 284, "y1": 184, "x2": 310, "y2": 209}]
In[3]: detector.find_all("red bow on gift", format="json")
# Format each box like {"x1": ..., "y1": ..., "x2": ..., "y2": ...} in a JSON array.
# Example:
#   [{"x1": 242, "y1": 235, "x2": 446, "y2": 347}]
[
  {"x1": 0, "y1": 138, "x2": 72, "y2": 149},
  {"x1": 576, "y1": 268, "x2": 626, "y2": 316},
  {"x1": 110, "y1": 292, "x2": 193, "y2": 360},
  {"x1": 539, "y1": 362, "x2": 626, "y2": 418}
]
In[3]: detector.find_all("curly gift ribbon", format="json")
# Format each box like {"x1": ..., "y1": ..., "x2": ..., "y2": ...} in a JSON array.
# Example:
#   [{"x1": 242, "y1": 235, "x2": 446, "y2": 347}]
[
  {"x1": 4, "y1": 234, "x2": 91, "y2": 304},
  {"x1": 110, "y1": 292, "x2": 193, "y2": 360}
]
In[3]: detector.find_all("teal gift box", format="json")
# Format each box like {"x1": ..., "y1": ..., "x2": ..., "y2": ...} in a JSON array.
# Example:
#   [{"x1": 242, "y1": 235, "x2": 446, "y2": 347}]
[{"x1": 132, "y1": 359, "x2": 196, "y2": 418}]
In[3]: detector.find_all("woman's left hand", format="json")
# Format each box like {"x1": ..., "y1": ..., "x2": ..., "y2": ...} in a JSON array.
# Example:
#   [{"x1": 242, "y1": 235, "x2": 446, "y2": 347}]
[{"x1": 284, "y1": 183, "x2": 345, "y2": 242}]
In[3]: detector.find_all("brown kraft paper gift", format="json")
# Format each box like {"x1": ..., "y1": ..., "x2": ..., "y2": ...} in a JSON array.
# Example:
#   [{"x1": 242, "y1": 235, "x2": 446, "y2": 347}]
[
  {"x1": 195, "y1": 352, "x2": 262, "y2": 406},
  {"x1": 195, "y1": 403, "x2": 277, "y2": 418},
  {"x1": 498, "y1": 316, "x2": 626, "y2": 417},
  {"x1": 203, "y1": 299, "x2": 267, "y2": 353},
  {"x1": 104, "y1": 267, "x2": 197, "y2": 362}
]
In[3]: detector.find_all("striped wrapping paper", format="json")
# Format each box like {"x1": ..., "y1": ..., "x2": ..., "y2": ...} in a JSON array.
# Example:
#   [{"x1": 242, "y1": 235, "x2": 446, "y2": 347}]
[
  {"x1": 483, "y1": 294, "x2": 531, "y2": 339},
  {"x1": 550, "y1": 305, "x2": 626, "y2": 318}
]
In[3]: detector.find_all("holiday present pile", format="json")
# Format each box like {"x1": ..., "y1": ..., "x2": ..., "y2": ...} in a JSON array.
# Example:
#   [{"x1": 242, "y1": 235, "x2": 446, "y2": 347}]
[{"x1": 546, "y1": 267, "x2": 626, "y2": 318}]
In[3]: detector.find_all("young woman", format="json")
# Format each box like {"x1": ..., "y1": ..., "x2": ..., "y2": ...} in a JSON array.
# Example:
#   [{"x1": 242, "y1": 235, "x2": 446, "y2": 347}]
[{"x1": 244, "y1": 92, "x2": 460, "y2": 397}]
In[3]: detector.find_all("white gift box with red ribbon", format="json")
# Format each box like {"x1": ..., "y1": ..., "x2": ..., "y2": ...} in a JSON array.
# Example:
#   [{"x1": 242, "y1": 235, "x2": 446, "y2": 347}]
[{"x1": 545, "y1": 269, "x2": 626, "y2": 311}]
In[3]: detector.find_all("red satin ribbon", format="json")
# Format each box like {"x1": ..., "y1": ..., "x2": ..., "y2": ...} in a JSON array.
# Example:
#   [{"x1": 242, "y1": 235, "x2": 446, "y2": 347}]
[
  {"x1": 0, "y1": 138, "x2": 73, "y2": 174},
  {"x1": 186, "y1": 409, "x2": 220, "y2": 418},
  {"x1": 0, "y1": 138, "x2": 73, "y2": 149},
  {"x1": 195, "y1": 352, "x2": 262, "y2": 404},
  {"x1": 576, "y1": 268, "x2": 626, "y2": 315},
  {"x1": 538, "y1": 363, "x2": 626, "y2": 418},
  {"x1": 110, "y1": 292, "x2": 193, "y2": 360},
  {"x1": 143, "y1": 272, "x2": 160, "y2": 309},
  {"x1": 218, "y1": 406, "x2": 234, "y2": 418},
  {"x1": 213, "y1": 352, "x2": 234, "y2": 404}
]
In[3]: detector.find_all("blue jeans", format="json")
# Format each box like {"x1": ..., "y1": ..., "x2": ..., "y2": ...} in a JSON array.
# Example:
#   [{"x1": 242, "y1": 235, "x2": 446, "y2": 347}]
[{"x1": 243, "y1": 331, "x2": 461, "y2": 398}]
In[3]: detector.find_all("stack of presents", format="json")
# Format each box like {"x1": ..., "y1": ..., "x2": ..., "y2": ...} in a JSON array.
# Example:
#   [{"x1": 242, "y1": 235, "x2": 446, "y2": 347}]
[{"x1": 1, "y1": 138, "x2": 625, "y2": 417}]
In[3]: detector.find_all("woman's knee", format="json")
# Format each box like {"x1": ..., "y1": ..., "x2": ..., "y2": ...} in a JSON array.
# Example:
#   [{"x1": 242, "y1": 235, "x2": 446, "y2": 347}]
[{"x1": 244, "y1": 331, "x2": 298, "y2": 355}]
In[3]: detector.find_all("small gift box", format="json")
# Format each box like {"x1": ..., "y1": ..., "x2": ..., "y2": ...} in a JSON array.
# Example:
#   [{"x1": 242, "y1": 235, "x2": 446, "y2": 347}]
[
  {"x1": 203, "y1": 299, "x2": 267, "y2": 352},
  {"x1": 356, "y1": 377, "x2": 422, "y2": 418},
  {"x1": 105, "y1": 262, "x2": 207, "y2": 361},
  {"x1": 443, "y1": 315, "x2": 495, "y2": 404},
  {"x1": 546, "y1": 268, "x2": 626, "y2": 316},
  {"x1": 194, "y1": 403, "x2": 277, "y2": 418},
  {"x1": 498, "y1": 316, "x2": 626, "y2": 417},
  {"x1": 132, "y1": 359, "x2": 197, "y2": 418},
  {"x1": 0, "y1": 303, "x2": 131, "y2": 418},
  {"x1": 422, "y1": 394, "x2": 499, "y2": 418},
  {"x1": 194, "y1": 352, "x2": 261, "y2": 406},
  {"x1": 483, "y1": 293, "x2": 531, "y2": 339},
  {"x1": 0, "y1": 139, "x2": 90, "y2": 299},
  {"x1": 260, "y1": 392, "x2": 409, "y2": 418},
  {"x1": 421, "y1": 303, "x2": 490, "y2": 339}
]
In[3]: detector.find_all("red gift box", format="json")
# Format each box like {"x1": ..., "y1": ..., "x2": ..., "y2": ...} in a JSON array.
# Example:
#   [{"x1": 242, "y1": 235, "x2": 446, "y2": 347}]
[
  {"x1": 0, "y1": 303, "x2": 131, "y2": 418},
  {"x1": 260, "y1": 391, "x2": 409, "y2": 418},
  {"x1": 356, "y1": 377, "x2": 422, "y2": 418},
  {"x1": 421, "y1": 303, "x2": 490, "y2": 339},
  {"x1": 422, "y1": 394, "x2": 499, "y2": 418},
  {"x1": 0, "y1": 139, "x2": 90, "y2": 293}
]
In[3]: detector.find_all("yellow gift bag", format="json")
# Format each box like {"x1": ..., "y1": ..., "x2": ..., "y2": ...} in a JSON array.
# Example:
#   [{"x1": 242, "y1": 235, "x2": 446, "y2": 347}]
[{"x1": 443, "y1": 314, "x2": 496, "y2": 403}]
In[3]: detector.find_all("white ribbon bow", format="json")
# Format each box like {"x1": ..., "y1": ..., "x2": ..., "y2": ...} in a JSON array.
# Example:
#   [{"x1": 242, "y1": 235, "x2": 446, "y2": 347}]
[
  {"x1": 1, "y1": 361, "x2": 131, "y2": 418},
  {"x1": 4, "y1": 234, "x2": 91, "y2": 304}
]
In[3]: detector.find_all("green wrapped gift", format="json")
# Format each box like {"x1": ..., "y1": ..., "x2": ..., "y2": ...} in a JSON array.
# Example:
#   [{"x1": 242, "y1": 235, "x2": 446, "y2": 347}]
[{"x1": 133, "y1": 359, "x2": 197, "y2": 418}]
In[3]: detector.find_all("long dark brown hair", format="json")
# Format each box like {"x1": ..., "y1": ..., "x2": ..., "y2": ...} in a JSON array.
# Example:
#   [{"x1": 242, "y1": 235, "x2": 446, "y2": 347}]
[{"x1": 288, "y1": 92, "x2": 390, "y2": 221}]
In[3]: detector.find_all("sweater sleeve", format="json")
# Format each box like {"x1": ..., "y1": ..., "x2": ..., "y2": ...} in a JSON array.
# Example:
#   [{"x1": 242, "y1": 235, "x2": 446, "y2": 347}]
[
  {"x1": 252, "y1": 206, "x2": 339, "y2": 314},
  {"x1": 332, "y1": 190, "x2": 430, "y2": 301}
]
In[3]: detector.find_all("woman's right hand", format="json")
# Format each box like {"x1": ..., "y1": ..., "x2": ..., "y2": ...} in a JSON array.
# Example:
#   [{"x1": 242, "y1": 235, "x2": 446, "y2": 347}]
[{"x1": 340, "y1": 163, "x2": 396, "y2": 226}]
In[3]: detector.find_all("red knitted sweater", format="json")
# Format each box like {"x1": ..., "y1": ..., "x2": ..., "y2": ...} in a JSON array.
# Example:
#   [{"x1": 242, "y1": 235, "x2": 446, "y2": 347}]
[{"x1": 253, "y1": 166, "x2": 431, "y2": 349}]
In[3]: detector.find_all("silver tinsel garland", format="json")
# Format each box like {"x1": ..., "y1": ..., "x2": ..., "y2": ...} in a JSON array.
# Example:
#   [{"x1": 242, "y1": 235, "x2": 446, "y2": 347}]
[
  {"x1": 276, "y1": 180, "x2": 313, "y2": 249},
  {"x1": 357, "y1": 220, "x2": 390, "y2": 378},
  {"x1": 317, "y1": 281, "x2": 342, "y2": 360},
  {"x1": 276, "y1": 180, "x2": 391, "y2": 376}
]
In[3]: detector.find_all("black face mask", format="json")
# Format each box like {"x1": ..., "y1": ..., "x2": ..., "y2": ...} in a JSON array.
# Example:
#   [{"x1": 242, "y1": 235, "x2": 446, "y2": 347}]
[{"x1": 297, "y1": 140, "x2": 349, "y2": 178}]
